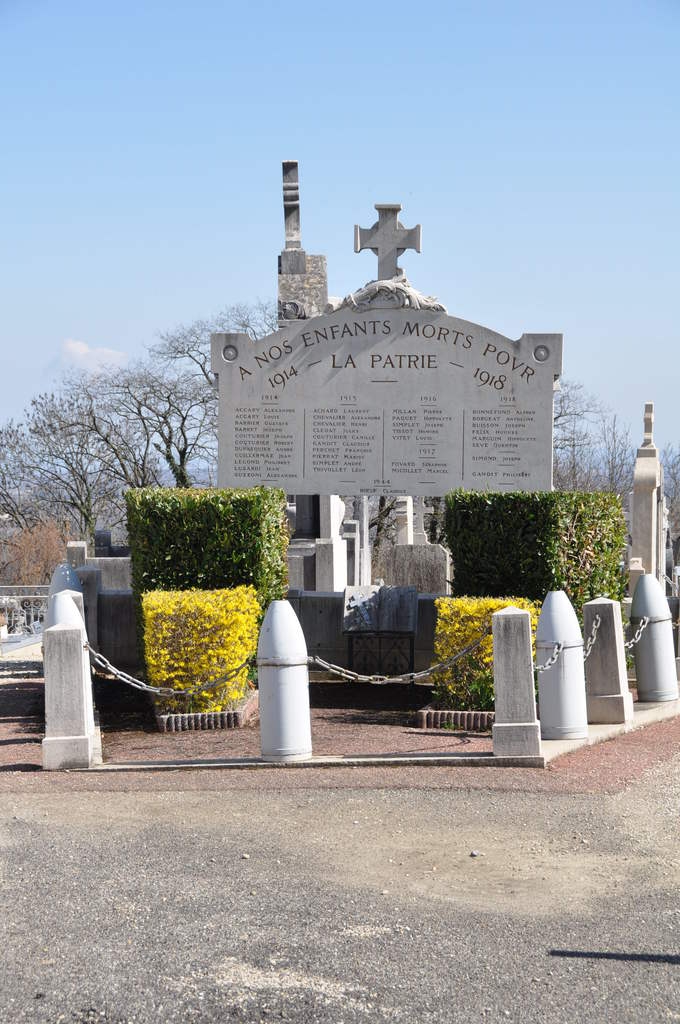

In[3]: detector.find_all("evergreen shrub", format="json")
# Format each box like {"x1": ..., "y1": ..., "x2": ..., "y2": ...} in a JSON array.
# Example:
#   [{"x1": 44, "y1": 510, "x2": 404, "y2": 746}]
[
  {"x1": 432, "y1": 596, "x2": 540, "y2": 710},
  {"x1": 443, "y1": 490, "x2": 627, "y2": 610},
  {"x1": 125, "y1": 487, "x2": 288, "y2": 608},
  {"x1": 142, "y1": 587, "x2": 260, "y2": 713}
]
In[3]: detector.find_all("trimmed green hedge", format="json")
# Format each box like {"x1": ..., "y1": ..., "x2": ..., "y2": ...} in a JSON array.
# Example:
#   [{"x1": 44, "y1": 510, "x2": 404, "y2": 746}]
[
  {"x1": 443, "y1": 490, "x2": 627, "y2": 609},
  {"x1": 125, "y1": 487, "x2": 289, "y2": 609}
]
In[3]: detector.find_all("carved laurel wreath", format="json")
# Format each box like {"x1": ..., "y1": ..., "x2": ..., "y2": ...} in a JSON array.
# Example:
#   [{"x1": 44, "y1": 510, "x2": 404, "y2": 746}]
[{"x1": 326, "y1": 276, "x2": 447, "y2": 315}]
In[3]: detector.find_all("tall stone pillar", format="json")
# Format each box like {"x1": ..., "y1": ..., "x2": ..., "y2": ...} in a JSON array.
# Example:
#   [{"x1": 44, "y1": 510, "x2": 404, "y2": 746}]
[
  {"x1": 357, "y1": 496, "x2": 372, "y2": 586},
  {"x1": 277, "y1": 160, "x2": 330, "y2": 590},
  {"x1": 412, "y1": 497, "x2": 429, "y2": 546},
  {"x1": 394, "y1": 496, "x2": 414, "y2": 546},
  {"x1": 629, "y1": 402, "x2": 664, "y2": 595},
  {"x1": 315, "y1": 496, "x2": 347, "y2": 592}
]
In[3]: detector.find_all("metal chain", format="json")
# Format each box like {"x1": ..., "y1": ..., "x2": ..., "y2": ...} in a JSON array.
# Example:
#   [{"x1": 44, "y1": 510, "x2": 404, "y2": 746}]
[
  {"x1": 87, "y1": 644, "x2": 254, "y2": 699},
  {"x1": 83, "y1": 608, "x2": 656, "y2": 698},
  {"x1": 582, "y1": 614, "x2": 601, "y2": 662},
  {"x1": 535, "y1": 642, "x2": 564, "y2": 674},
  {"x1": 308, "y1": 629, "x2": 491, "y2": 686},
  {"x1": 88, "y1": 629, "x2": 491, "y2": 696},
  {"x1": 625, "y1": 616, "x2": 650, "y2": 650}
]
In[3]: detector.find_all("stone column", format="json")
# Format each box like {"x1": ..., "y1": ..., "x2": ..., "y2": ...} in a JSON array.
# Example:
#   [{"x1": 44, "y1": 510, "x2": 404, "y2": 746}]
[
  {"x1": 394, "y1": 496, "x2": 414, "y2": 546},
  {"x1": 629, "y1": 402, "x2": 663, "y2": 593},
  {"x1": 354, "y1": 497, "x2": 372, "y2": 586},
  {"x1": 277, "y1": 160, "x2": 329, "y2": 592},
  {"x1": 315, "y1": 495, "x2": 347, "y2": 592},
  {"x1": 412, "y1": 497, "x2": 429, "y2": 546},
  {"x1": 342, "y1": 519, "x2": 360, "y2": 586}
]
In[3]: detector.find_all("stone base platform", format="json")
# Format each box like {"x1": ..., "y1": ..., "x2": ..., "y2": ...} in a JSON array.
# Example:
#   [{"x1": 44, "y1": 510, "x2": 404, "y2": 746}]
[{"x1": 541, "y1": 697, "x2": 680, "y2": 763}]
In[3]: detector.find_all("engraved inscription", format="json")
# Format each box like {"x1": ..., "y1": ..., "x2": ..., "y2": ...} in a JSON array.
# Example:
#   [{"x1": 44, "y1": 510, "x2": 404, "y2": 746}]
[{"x1": 216, "y1": 308, "x2": 562, "y2": 495}]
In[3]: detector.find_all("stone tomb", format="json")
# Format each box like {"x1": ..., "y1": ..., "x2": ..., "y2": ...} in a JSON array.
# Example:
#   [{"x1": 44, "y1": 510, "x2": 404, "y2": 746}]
[
  {"x1": 343, "y1": 584, "x2": 418, "y2": 676},
  {"x1": 211, "y1": 307, "x2": 562, "y2": 496}
]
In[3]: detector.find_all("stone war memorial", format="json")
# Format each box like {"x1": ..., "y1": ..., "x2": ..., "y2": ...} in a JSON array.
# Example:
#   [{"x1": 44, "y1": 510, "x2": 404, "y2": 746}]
[
  {"x1": 36, "y1": 162, "x2": 680, "y2": 772},
  {"x1": 211, "y1": 160, "x2": 563, "y2": 606},
  {"x1": 212, "y1": 172, "x2": 562, "y2": 501}
]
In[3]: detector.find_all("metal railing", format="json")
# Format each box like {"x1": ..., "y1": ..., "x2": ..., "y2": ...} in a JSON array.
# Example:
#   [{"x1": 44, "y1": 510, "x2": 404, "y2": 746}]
[{"x1": 0, "y1": 589, "x2": 49, "y2": 637}]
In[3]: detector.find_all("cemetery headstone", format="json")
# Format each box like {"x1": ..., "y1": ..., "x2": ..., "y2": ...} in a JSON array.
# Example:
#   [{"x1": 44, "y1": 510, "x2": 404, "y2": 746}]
[{"x1": 343, "y1": 584, "x2": 418, "y2": 675}]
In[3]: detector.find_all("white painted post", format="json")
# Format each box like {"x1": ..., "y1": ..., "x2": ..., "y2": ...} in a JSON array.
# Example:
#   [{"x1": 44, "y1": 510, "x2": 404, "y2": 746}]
[
  {"x1": 492, "y1": 607, "x2": 541, "y2": 757},
  {"x1": 630, "y1": 574, "x2": 679, "y2": 702},
  {"x1": 257, "y1": 601, "x2": 312, "y2": 762},
  {"x1": 583, "y1": 598, "x2": 634, "y2": 724},
  {"x1": 42, "y1": 592, "x2": 97, "y2": 771},
  {"x1": 537, "y1": 591, "x2": 588, "y2": 740}
]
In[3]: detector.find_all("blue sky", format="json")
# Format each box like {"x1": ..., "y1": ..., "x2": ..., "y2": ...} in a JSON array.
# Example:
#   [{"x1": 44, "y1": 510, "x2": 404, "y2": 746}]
[{"x1": 2, "y1": 0, "x2": 679, "y2": 447}]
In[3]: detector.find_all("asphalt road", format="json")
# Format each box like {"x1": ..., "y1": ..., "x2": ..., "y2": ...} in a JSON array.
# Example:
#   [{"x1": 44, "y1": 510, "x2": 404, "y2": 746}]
[{"x1": 2, "y1": 759, "x2": 680, "y2": 1024}]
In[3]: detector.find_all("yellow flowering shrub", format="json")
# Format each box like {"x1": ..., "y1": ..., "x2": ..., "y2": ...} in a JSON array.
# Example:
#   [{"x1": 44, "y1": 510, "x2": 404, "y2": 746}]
[
  {"x1": 432, "y1": 596, "x2": 540, "y2": 710},
  {"x1": 142, "y1": 586, "x2": 261, "y2": 713}
]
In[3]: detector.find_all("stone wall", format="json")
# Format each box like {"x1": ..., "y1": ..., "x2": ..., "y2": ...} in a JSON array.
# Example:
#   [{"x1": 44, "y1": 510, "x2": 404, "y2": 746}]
[{"x1": 278, "y1": 252, "x2": 328, "y2": 320}]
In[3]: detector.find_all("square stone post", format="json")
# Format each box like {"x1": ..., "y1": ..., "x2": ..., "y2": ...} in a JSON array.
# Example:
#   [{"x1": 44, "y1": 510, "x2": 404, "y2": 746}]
[
  {"x1": 583, "y1": 598, "x2": 634, "y2": 724},
  {"x1": 492, "y1": 606, "x2": 541, "y2": 757},
  {"x1": 42, "y1": 620, "x2": 97, "y2": 770}
]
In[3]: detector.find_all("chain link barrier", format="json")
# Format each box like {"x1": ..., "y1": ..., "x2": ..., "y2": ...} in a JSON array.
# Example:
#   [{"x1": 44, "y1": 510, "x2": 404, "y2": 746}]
[
  {"x1": 625, "y1": 616, "x2": 650, "y2": 650},
  {"x1": 87, "y1": 609, "x2": 643, "y2": 697},
  {"x1": 308, "y1": 630, "x2": 491, "y2": 686},
  {"x1": 582, "y1": 614, "x2": 601, "y2": 662},
  {"x1": 88, "y1": 630, "x2": 491, "y2": 695},
  {"x1": 535, "y1": 612, "x2": 605, "y2": 674},
  {"x1": 535, "y1": 642, "x2": 564, "y2": 674},
  {"x1": 87, "y1": 644, "x2": 254, "y2": 700}
]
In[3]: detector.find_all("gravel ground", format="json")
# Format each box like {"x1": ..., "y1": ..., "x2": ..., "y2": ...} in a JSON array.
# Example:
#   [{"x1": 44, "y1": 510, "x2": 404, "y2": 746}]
[{"x1": 2, "y1": 651, "x2": 680, "y2": 1023}]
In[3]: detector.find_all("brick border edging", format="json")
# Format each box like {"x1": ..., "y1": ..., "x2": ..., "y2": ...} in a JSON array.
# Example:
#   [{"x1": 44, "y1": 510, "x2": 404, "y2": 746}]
[
  {"x1": 154, "y1": 691, "x2": 259, "y2": 733},
  {"x1": 416, "y1": 704, "x2": 494, "y2": 732}
]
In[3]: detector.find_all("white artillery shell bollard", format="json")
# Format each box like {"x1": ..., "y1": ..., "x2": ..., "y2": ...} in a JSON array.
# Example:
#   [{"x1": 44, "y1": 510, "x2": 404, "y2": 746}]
[
  {"x1": 48, "y1": 562, "x2": 84, "y2": 597},
  {"x1": 537, "y1": 591, "x2": 588, "y2": 740},
  {"x1": 257, "y1": 600, "x2": 312, "y2": 763},
  {"x1": 630, "y1": 574, "x2": 679, "y2": 703}
]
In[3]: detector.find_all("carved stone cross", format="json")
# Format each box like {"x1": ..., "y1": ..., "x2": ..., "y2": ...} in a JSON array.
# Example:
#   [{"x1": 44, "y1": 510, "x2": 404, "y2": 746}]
[{"x1": 354, "y1": 204, "x2": 422, "y2": 281}]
